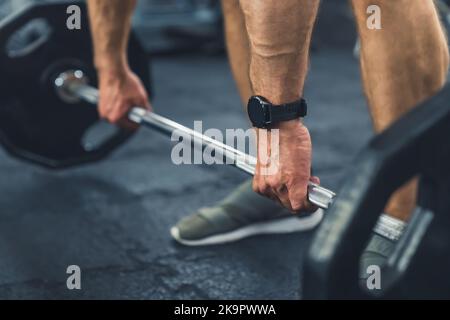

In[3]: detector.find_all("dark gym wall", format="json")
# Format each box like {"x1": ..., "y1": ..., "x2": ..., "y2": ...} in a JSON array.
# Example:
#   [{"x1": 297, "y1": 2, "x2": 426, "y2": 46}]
[
  {"x1": 0, "y1": 0, "x2": 357, "y2": 51},
  {"x1": 314, "y1": 1, "x2": 357, "y2": 48}
]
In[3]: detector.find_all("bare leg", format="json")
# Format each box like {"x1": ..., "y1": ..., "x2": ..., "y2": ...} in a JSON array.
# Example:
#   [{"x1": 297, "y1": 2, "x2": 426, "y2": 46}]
[
  {"x1": 352, "y1": 0, "x2": 449, "y2": 220},
  {"x1": 221, "y1": 0, "x2": 252, "y2": 105}
]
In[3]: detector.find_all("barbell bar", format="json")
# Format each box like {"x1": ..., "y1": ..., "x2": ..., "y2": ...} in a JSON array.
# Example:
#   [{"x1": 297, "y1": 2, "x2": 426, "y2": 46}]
[{"x1": 54, "y1": 70, "x2": 336, "y2": 210}]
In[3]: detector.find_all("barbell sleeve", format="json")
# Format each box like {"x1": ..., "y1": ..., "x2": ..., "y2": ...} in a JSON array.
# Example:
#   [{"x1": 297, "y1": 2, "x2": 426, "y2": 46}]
[{"x1": 55, "y1": 70, "x2": 336, "y2": 210}]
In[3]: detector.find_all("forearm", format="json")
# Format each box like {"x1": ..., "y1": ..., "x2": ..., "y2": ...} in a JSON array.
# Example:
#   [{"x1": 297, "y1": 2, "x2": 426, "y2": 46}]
[
  {"x1": 87, "y1": 0, "x2": 137, "y2": 74},
  {"x1": 239, "y1": 0, "x2": 320, "y2": 104},
  {"x1": 222, "y1": 0, "x2": 252, "y2": 105}
]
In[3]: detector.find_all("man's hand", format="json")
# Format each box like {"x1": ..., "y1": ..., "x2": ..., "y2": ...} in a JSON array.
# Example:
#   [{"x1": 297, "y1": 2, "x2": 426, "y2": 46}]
[
  {"x1": 98, "y1": 68, "x2": 151, "y2": 130},
  {"x1": 87, "y1": 0, "x2": 147, "y2": 129},
  {"x1": 253, "y1": 120, "x2": 319, "y2": 213}
]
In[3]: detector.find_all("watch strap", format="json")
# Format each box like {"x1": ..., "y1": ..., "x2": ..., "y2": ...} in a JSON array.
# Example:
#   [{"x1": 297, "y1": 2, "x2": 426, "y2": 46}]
[{"x1": 269, "y1": 99, "x2": 307, "y2": 124}]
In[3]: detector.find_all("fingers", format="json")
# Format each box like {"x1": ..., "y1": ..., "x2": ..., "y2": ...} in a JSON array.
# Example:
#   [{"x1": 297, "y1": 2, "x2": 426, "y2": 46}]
[
  {"x1": 274, "y1": 185, "x2": 293, "y2": 212},
  {"x1": 310, "y1": 176, "x2": 320, "y2": 185},
  {"x1": 289, "y1": 184, "x2": 318, "y2": 213},
  {"x1": 117, "y1": 95, "x2": 153, "y2": 132},
  {"x1": 253, "y1": 172, "x2": 297, "y2": 212},
  {"x1": 286, "y1": 182, "x2": 307, "y2": 213},
  {"x1": 98, "y1": 73, "x2": 151, "y2": 130},
  {"x1": 137, "y1": 86, "x2": 152, "y2": 111},
  {"x1": 100, "y1": 100, "x2": 129, "y2": 124},
  {"x1": 253, "y1": 174, "x2": 322, "y2": 214},
  {"x1": 113, "y1": 98, "x2": 151, "y2": 131},
  {"x1": 286, "y1": 176, "x2": 322, "y2": 213},
  {"x1": 99, "y1": 99, "x2": 142, "y2": 131}
]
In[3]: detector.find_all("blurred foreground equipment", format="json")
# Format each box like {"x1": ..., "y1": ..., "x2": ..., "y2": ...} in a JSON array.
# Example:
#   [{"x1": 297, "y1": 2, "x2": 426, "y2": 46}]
[{"x1": 305, "y1": 82, "x2": 450, "y2": 299}]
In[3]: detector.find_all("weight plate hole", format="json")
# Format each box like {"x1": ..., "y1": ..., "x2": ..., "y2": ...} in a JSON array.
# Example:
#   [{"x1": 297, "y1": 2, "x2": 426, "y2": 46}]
[{"x1": 6, "y1": 18, "x2": 52, "y2": 58}]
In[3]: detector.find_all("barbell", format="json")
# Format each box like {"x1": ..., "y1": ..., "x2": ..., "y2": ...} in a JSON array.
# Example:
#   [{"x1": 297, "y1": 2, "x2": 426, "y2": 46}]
[{"x1": 53, "y1": 69, "x2": 336, "y2": 210}]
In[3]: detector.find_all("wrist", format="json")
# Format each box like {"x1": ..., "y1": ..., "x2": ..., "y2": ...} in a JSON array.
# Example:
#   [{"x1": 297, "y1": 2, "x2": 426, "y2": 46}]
[
  {"x1": 95, "y1": 55, "x2": 130, "y2": 78},
  {"x1": 248, "y1": 95, "x2": 307, "y2": 129},
  {"x1": 97, "y1": 67, "x2": 132, "y2": 86}
]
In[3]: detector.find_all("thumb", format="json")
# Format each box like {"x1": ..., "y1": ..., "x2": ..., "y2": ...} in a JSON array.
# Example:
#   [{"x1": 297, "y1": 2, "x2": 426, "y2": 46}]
[
  {"x1": 140, "y1": 96, "x2": 152, "y2": 111},
  {"x1": 310, "y1": 176, "x2": 320, "y2": 185}
]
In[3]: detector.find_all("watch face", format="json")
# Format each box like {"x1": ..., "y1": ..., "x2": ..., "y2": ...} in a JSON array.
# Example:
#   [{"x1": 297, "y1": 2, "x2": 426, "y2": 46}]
[{"x1": 248, "y1": 96, "x2": 267, "y2": 128}]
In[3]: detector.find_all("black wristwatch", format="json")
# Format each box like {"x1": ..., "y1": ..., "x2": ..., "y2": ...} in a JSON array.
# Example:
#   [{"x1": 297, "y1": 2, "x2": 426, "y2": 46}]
[{"x1": 247, "y1": 96, "x2": 307, "y2": 129}]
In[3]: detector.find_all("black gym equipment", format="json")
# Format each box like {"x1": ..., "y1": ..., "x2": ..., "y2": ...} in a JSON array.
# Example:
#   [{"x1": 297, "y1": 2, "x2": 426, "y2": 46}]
[
  {"x1": 0, "y1": 1, "x2": 151, "y2": 169},
  {"x1": 304, "y1": 83, "x2": 450, "y2": 299}
]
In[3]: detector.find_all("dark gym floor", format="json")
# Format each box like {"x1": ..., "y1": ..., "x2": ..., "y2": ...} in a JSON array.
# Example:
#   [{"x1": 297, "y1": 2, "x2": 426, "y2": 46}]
[{"x1": 0, "y1": 49, "x2": 373, "y2": 299}]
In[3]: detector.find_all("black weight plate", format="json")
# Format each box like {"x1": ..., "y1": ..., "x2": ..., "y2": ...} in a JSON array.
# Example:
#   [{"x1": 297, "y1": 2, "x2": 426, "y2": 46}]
[{"x1": 0, "y1": 1, "x2": 151, "y2": 169}]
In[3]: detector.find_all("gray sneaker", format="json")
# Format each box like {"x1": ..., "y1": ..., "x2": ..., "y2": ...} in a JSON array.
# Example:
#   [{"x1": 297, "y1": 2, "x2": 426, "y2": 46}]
[
  {"x1": 359, "y1": 214, "x2": 406, "y2": 294},
  {"x1": 359, "y1": 233, "x2": 397, "y2": 294},
  {"x1": 170, "y1": 179, "x2": 324, "y2": 246}
]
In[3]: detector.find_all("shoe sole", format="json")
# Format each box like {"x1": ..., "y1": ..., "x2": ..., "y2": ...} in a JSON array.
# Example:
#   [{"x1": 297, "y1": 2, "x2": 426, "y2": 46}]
[{"x1": 170, "y1": 209, "x2": 324, "y2": 246}]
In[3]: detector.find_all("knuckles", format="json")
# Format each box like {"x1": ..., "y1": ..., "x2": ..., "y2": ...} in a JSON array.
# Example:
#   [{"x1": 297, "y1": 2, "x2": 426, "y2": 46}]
[
  {"x1": 252, "y1": 179, "x2": 260, "y2": 194},
  {"x1": 290, "y1": 202, "x2": 304, "y2": 213},
  {"x1": 265, "y1": 177, "x2": 282, "y2": 190}
]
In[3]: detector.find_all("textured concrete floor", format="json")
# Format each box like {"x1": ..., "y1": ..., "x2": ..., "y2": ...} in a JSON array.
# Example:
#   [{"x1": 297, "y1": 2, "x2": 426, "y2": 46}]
[{"x1": 0, "y1": 49, "x2": 374, "y2": 299}]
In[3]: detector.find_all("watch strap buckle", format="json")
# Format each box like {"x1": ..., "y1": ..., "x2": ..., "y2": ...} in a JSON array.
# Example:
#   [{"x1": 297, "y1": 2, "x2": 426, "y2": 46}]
[{"x1": 263, "y1": 103, "x2": 272, "y2": 128}]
